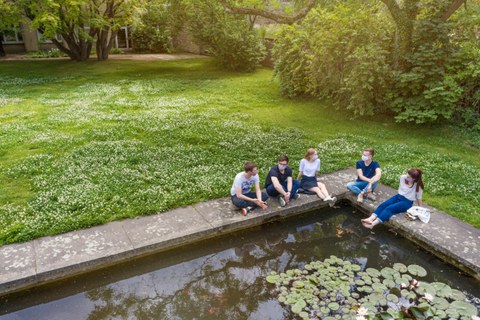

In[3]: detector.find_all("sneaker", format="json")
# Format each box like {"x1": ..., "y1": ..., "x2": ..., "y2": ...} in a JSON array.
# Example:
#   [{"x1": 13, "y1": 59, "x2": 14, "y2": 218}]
[
  {"x1": 357, "y1": 193, "x2": 364, "y2": 203},
  {"x1": 327, "y1": 196, "x2": 337, "y2": 207},
  {"x1": 366, "y1": 193, "x2": 377, "y2": 201},
  {"x1": 241, "y1": 207, "x2": 250, "y2": 216},
  {"x1": 279, "y1": 196, "x2": 286, "y2": 207},
  {"x1": 292, "y1": 193, "x2": 300, "y2": 200}
]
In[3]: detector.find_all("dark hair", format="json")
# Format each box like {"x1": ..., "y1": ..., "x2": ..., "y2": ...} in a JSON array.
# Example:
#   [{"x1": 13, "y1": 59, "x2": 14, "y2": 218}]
[
  {"x1": 408, "y1": 168, "x2": 424, "y2": 192},
  {"x1": 364, "y1": 147, "x2": 375, "y2": 157},
  {"x1": 278, "y1": 154, "x2": 289, "y2": 163},
  {"x1": 244, "y1": 161, "x2": 257, "y2": 172}
]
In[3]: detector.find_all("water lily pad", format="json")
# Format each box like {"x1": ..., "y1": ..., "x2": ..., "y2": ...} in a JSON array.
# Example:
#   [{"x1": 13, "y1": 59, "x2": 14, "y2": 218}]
[
  {"x1": 320, "y1": 306, "x2": 330, "y2": 314},
  {"x1": 381, "y1": 267, "x2": 397, "y2": 279},
  {"x1": 299, "y1": 311, "x2": 309, "y2": 318},
  {"x1": 431, "y1": 282, "x2": 452, "y2": 298},
  {"x1": 386, "y1": 294, "x2": 399, "y2": 303},
  {"x1": 407, "y1": 264, "x2": 427, "y2": 277},
  {"x1": 355, "y1": 279, "x2": 365, "y2": 286},
  {"x1": 393, "y1": 263, "x2": 408, "y2": 273},
  {"x1": 415, "y1": 282, "x2": 436, "y2": 295},
  {"x1": 450, "y1": 289, "x2": 466, "y2": 301},
  {"x1": 291, "y1": 304, "x2": 303, "y2": 314},
  {"x1": 383, "y1": 279, "x2": 396, "y2": 289},
  {"x1": 266, "y1": 275, "x2": 280, "y2": 284},
  {"x1": 446, "y1": 300, "x2": 477, "y2": 317},
  {"x1": 366, "y1": 268, "x2": 381, "y2": 277},
  {"x1": 432, "y1": 297, "x2": 450, "y2": 310},
  {"x1": 328, "y1": 302, "x2": 340, "y2": 311},
  {"x1": 351, "y1": 264, "x2": 361, "y2": 271}
]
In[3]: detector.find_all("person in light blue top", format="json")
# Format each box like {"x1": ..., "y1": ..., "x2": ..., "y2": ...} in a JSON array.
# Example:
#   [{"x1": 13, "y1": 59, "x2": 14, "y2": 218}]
[
  {"x1": 362, "y1": 168, "x2": 424, "y2": 229},
  {"x1": 346, "y1": 147, "x2": 382, "y2": 203},
  {"x1": 297, "y1": 148, "x2": 336, "y2": 206}
]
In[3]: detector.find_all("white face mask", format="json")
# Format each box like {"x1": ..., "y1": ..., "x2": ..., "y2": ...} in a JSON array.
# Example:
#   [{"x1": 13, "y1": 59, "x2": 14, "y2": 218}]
[
  {"x1": 278, "y1": 164, "x2": 287, "y2": 170},
  {"x1": 362, "y1": 155, "x2": 369, "y2": 162},
  {"x1": 312, "y1": 155, "x2": 318, "y2": 161}
]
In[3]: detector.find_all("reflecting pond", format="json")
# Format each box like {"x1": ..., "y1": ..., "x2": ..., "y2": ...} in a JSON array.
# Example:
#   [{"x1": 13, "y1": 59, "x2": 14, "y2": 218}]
[{"x1": 1, "y1": 205, "x2": 478, "y2": 320}]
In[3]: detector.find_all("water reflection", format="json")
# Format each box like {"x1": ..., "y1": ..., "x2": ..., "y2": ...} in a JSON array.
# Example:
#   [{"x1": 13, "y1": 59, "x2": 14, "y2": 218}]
[{"x1": 1, "y1": 205, "x2": 478, "y2": 320}]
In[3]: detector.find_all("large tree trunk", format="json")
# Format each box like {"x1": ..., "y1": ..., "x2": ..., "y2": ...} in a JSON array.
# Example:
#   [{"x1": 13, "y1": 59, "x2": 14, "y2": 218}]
[
  {"x1": 96, "y1": 29, "x2": 118, "y2": 61},
  {"x1": 0, "y1": 33, "x2": 6, "y2": 57}
]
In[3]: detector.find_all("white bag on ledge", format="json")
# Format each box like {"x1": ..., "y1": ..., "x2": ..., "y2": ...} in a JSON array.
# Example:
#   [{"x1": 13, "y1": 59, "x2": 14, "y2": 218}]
[{"x1": 406, "y1": 206, "x2": 431, "y2": 223}]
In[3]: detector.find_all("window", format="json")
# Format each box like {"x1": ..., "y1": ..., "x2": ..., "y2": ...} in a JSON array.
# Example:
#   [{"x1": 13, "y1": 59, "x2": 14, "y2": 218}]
[
  {"x1": 37, "y1": 31, "x2": 62, "y2": 43},
  {"x1": 1, "y1": 27, "x2": 23, "y2": 43},
  {"x1": 114, "y1": 27, "x2": 130, "y2": 49}
]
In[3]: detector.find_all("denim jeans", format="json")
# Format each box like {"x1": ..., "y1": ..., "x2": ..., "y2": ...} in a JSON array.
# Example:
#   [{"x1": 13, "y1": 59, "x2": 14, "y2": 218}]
[
  {"x1": 346, "y1": 181, "x2": 379, "y2": 195},
  {"x1": 231, "y1": 191, "x2": 269, "y2": 209},
  {"x1": 374, "y1": 194, "x2": 414, "y2": 223},
  {"x1": 266, "y1": 180, "x2": 300, "y2": 199}
]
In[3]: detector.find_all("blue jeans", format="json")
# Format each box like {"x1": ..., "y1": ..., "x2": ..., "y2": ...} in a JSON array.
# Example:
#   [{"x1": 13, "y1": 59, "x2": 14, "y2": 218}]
[
  {"x1": 231, "y1": 191, "x2": 269, "y2": 209},
  {"x1": 266, "y1": 180, "x2": 300, "y2": 199},
  {"x1": 374, "y1": 194, "x2": 414, "y2": 223},
  {"x1": 347, "y1": 181, "x2": 379, "y2": 195}
]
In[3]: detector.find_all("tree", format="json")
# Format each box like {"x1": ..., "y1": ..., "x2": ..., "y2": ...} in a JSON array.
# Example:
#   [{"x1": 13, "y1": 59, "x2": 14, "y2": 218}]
[{"x1": 0, "y1": 0, "x2": 22, "y2": 57}]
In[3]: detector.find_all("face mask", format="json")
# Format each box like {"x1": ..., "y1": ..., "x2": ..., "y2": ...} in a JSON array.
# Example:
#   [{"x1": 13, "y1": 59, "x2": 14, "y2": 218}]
[
  {"x1": 312, "y1": 155, "x2": 318, "y2": 161},
  {"x1": 278, "y1": 164, "x2": 287, "y2": 170},
  {"x1": 362, "y1": 155, "x2": 369, "y2": 162},
  {"x1": 405, "y1": 177, "x2": 413, "y2": 183}
]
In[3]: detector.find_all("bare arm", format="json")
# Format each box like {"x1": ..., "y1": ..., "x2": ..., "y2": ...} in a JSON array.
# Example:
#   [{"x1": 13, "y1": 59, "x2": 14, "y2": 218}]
[
  {"x1": 255, "y1": 181, "x2": 268, "y2": 209},
  {"x1": 271, "y1": 176, "x2": 286, "y2": 196}
]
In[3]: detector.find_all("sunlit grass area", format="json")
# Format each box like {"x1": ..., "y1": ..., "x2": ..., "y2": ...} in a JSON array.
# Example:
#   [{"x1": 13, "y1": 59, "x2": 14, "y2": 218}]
[{"x1": 0, "y1": 58, "x2": 478, "y2": 245}]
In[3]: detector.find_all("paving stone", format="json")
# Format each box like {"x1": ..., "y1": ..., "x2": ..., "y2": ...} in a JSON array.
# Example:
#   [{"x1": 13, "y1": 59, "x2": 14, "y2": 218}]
[
  {"x1": 35, "y1": 221, "x2": 133, "y2": 275},
  {"x1": 123, "y1": 206, "x2": 213, "y2": 252},
  {"x1": 0, "y1": 242, "x2": 36, "y2": 289}
]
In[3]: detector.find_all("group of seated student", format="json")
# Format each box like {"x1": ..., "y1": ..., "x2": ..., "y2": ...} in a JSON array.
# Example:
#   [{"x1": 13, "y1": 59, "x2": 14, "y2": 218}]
[{"x1": 230, "y1": 147, "x2": 424, "y2": 230}]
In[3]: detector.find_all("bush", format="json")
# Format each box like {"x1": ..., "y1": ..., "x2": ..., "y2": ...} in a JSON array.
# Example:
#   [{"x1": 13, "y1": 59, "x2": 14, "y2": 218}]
[
  {"x1": 24, "y1": 48, "x2": 66, "y2": 58},
  {"x1": 186, "y1": 1, "x2": 266, "y2": 72},
  {"x1": 273, "y1": 5, "x2": 393, "y2": 115},
  {"x1": 130, "y1": 0, "x2": 185, "y2": 53}
]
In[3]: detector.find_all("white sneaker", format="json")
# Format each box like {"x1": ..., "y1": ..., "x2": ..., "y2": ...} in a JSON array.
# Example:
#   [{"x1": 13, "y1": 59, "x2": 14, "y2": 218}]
[
  {"x1": 328, "y1": 196, "x2": 337, "y2": 207},
  {"x1": 279, "y1": 196, "x2": 286, "y2": 207}
]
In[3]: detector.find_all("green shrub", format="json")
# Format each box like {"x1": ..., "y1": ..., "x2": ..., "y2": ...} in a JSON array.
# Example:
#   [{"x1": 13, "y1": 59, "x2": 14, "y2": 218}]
[
  {"x1": 109, "y1": 48, "x2": 124, "y2": 54},
  {"x1": 273, "y1": 5, "x2": 393, "y2": 114},
  {"x1": 186, "y1": 1, "x2": 266, "y2": 72},
  {"x1": 24, "y1": 48, "x2": 66, "y2": 58}
]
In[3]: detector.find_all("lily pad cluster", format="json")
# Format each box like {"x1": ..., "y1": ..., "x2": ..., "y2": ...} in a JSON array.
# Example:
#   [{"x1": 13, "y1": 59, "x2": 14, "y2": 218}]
[{"x1": 265, "y1": 256, "x2": 479, "y2": 319}]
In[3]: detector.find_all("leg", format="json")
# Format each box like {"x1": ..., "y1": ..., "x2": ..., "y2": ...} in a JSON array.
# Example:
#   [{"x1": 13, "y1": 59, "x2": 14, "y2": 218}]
[
  {"x1": 362, "y1": 194, "x2": 400, "y2": 223},
  {"x1": 266, "y1": 184, "x2": 279, "y2": 197},
  {"x1": 231, "y1": 195, "x2": 254, "y2": 209},
  {"x1": 376, "y1": 196, "x2": 413, "y2": 223},
  {"x1": 308, "y1": 186, "x2": 327, "y2": 199},
  {"x1": 347, "y1": 181, "x2": 368, "y2": 195},
  {"x1": 290, "y1": 180, "x2": 300, "y2": 199},
  {"x1": 318, "y1": 181, "x2": 337, "y2": 206}
]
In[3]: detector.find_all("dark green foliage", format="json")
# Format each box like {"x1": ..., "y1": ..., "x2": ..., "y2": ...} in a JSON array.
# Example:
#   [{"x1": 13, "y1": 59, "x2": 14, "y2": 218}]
[
  {"x1": 273, "y1": 5, "x2": 393, "y2": 115},
  {"x1": 186, "y1": 1, "x2": 266, "y2": 72},
  {"x1": 131, "y1": 0, "x2": 185, "y2": 53},
  {"x1": 272, "y1": 0, "x2": 480, "y2": 126}
]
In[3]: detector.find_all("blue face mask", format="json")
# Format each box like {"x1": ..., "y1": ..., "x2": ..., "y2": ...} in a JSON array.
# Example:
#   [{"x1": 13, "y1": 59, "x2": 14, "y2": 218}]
[
  {"x1": 405, "y1": 177, "x2": 413, "y2": 183},
  {"x1": 278, "y1": 164, "x2": 287, "y2": 170},
  {"x1": 361, "y1": 155, "x2": 369, "y2": 162}
]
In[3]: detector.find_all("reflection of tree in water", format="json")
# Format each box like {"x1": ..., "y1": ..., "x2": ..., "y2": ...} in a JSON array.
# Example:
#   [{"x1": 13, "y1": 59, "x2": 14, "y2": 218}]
[{"x1": 81, "y1": 209, "x2": 474, "y2": 320}]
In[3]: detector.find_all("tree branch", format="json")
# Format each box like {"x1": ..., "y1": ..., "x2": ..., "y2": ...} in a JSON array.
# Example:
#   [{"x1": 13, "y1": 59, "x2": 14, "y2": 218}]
[
  {"x1": 219, "y1": 0, "x2": 317, "y2": 25},
  {"x1": 442, "y1": 0, "x2": 466, "y2": 20},
  {"x1": 379, "y1": 0, "x2": 403, "y2": 23}
]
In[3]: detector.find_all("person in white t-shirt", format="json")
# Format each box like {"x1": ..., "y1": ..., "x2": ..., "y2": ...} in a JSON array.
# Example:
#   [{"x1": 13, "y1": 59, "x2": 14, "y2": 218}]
[
  {"x1": 231, "y1": 161, "x2": 269, "y2": 216},
  {"x1": 362, "y1": 168, "x2": 424, "y2": 229},
  {"x1": 296, "y1": 148, "x2": 336, "y2": 206}
]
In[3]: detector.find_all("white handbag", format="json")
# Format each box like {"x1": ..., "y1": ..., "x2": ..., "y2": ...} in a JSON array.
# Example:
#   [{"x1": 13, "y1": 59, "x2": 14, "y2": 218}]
[{"x1": 406, "y1": 206, "x2": 431, "y2": 223}]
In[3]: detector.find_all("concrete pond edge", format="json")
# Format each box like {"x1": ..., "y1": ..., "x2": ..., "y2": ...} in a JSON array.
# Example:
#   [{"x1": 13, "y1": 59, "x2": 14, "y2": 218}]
[{"x1": 0, "y1": 168, "x2": 478, "y2": 297}]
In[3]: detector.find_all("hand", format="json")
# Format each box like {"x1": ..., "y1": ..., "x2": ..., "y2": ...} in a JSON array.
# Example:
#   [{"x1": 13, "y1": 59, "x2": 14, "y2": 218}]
[
  {"x1": 367, "y1": 183, "x2": 372, "y2": 193},
  {"x1": 284, "y1": 192, "x2": 291, "y2": 203},
  {"x1": 255, "y1": 199, "x2": 268, "y2": 209}
]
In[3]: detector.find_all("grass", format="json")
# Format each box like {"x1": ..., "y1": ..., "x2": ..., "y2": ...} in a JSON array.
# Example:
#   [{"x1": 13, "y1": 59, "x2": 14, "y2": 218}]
[{"x1": 0, "y1": 58, "x2": 479, "y2": 245}]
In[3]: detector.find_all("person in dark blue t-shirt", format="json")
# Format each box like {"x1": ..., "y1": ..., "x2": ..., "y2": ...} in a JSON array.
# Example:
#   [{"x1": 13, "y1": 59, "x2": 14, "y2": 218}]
[
  {"x1": 346, "y1": 147, "x2": 382, "y2": 203},
  {"x1": 265, "y1": 154, "x2": 300, "y2": 207}
]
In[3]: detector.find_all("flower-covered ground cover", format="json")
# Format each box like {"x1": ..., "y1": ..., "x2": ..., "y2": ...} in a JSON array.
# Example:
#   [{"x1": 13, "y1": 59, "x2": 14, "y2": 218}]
[{"x1": 0, "y1": 58, "x2": 478, "y2": 244}]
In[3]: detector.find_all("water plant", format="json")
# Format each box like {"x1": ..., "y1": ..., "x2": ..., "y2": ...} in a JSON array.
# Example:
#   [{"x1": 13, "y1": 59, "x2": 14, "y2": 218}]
[{"x1": 265, "y1": 256, "x2": 479, "y2": 319}]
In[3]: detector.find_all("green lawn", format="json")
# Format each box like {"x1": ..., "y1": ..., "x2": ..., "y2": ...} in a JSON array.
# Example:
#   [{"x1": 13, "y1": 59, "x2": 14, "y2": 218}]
[{"x1": 0, "y1": 58, "x2": 478, "y2": 245}]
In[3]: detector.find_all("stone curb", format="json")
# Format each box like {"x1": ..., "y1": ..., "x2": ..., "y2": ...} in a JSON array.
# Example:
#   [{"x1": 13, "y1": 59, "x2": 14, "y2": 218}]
[{"x1": 0, "y1": 168, "x2": 478, "y2": 297}]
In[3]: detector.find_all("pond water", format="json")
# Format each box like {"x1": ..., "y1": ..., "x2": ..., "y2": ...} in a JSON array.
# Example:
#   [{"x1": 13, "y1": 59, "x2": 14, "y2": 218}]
[{"x1": 1, "y1": 205, "x2": 479, "y2": 320}]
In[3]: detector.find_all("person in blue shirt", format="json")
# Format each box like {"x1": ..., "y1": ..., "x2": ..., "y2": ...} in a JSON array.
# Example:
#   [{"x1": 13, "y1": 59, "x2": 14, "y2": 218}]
[{"x1": 346, "y1": 147, "x2": 382, "y2": 203}]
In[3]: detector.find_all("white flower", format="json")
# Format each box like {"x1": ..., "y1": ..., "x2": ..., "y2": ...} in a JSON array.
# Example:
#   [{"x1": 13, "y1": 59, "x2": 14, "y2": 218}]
[
  {"x1": 356, "y1": 316, "x2": 367, "y2": 320},
  {"x1": 424, "y1": 293, "x2": 434, "y2": 302},
  {"x1": 357, "y1": 307, "x2": 369, "y2": 316}
]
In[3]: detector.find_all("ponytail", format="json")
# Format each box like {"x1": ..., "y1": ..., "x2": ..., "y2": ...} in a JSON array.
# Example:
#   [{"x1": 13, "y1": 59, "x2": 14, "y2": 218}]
[{"x1": 408, "y1": 168, "x2": 424, "y2": 192}]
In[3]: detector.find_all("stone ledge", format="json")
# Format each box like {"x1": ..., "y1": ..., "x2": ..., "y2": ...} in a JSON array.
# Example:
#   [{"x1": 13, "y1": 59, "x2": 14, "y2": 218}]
[{"x1": 1, "y1": 168, "x2": 478, "y2": 297}]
